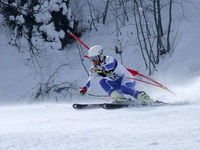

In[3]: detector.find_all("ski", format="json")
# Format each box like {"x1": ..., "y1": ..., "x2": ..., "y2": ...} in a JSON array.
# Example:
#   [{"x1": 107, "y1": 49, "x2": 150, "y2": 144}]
[
  {"x1": 102, "y1": 100, "x2": 167, "y2": 109},
  {"x1": 102, "y1": 103, "x2": 132, "y2": 109},
  {"x1": 73, "y1": 103, "x2": 132, "y2": 109},
  {"x1": 72, "y1": 103, "x2": 103, "y2": 109},
  {"x1": 72, "y1": 100, "x2": 186, "y2": 110}
]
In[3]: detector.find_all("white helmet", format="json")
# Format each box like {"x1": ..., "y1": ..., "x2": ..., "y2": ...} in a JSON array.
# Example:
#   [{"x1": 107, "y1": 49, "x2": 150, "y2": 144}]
[{"x1": 88, "y1": 45, "x2": 104, "y2": 61}]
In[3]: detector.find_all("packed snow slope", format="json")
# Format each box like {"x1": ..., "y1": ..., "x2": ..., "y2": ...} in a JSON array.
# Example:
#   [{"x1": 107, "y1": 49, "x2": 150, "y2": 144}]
[
  {"x1": 0, "y1": 0, "x2": 200, "y2": 150},
  {"x1": 0, "y1": 103, "x2": 200, "y2": 150}
]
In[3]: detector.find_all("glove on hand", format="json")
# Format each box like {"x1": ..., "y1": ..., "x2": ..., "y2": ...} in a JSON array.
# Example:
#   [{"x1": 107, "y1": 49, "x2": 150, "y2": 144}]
[
  {"x1": 80, "y1": 86, "x2": 87, "y2": 95},
  {"x1": 90, "y1": 66, "x2": 103, "y2": 73}
]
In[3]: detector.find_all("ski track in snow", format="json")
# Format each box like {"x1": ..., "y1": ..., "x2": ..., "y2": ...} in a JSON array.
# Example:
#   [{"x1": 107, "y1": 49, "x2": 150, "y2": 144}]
[{"x1": 0, "y1": 103, "x2": 200, "y2": 150}]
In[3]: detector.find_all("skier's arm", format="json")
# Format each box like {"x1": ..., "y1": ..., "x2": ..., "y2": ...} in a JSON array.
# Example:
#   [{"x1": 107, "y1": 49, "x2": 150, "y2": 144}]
[
  {"x1": 102, "y1": 56, "x2": 117, "y2": 72},
  {"x1": 80, "y1": 72, "x2": 98, "y2": 95}
]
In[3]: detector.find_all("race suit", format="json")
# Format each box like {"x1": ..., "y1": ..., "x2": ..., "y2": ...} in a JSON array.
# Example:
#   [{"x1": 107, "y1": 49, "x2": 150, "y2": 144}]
[{"x1": 83, "y1": 55, "x2": 140, "y2": 98}]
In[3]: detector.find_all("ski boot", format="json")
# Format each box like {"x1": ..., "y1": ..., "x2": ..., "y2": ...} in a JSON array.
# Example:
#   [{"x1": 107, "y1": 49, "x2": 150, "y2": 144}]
[
  {"x1": 137, "y1": 91, "x2": 155, "y2": 104},
  {"x1": 110, "y1": 91, "x2": 130, "y2": 104}
]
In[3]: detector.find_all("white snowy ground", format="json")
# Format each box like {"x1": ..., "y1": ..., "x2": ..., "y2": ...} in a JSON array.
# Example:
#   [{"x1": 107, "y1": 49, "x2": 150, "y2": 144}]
[{"x1": 0, "y1": 103, "x2": 200, "y2": 150}]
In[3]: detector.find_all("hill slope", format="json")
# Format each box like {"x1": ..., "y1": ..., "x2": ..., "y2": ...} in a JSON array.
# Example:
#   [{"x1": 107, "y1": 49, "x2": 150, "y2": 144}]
[{"x1": 0, "y1": 103, "x2": 200, "y2": 150}]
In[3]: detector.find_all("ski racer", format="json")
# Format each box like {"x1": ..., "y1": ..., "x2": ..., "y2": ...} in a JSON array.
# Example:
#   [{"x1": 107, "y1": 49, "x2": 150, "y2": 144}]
[{"x1": 79, "y1": 45, "x2": 155, "y2": 104}]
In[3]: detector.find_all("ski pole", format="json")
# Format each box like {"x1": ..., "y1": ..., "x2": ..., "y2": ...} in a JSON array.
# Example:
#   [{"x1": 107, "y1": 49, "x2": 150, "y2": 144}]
[{"x1": 87, "y1": 93, "x2": 110, "y2": 97}]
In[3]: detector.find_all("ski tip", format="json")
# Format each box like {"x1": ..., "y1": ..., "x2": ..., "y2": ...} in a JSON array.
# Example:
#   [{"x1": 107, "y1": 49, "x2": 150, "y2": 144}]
[
  {"x1": 72, "y1": 103, "x2": 88, "y2": 109},
  {"x1": 72, "y1": 104, "x2": 79, "y2": 109}
]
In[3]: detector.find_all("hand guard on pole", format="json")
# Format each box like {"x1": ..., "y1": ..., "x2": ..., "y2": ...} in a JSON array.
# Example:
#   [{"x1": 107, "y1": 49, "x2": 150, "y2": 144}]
[{"x1": 80, "y1": 86, "x2": 87, "y2": 95}]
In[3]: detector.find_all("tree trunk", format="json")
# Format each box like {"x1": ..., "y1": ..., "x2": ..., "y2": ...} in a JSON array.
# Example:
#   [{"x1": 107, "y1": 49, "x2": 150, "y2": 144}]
[
  {"x1": 167, "y1": 0, "x2": 172, "y2": 53},
  {"x1": 103, "y1": 0, "x2": 110, "y2": 24}
]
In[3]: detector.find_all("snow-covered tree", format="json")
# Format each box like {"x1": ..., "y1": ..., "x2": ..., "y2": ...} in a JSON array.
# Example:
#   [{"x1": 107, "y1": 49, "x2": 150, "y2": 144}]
[
  {"x1": 0, "y1": 0, "x2": 81, "y2": 100},
  {"x1": 0, "y1": 0, "x2": 79, "y2": 52}
]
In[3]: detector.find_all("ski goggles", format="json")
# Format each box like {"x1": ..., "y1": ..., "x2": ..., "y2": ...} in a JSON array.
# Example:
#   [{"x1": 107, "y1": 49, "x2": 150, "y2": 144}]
[{"x1": 89, "y1": 56, "x2": 100, "y2": 61}]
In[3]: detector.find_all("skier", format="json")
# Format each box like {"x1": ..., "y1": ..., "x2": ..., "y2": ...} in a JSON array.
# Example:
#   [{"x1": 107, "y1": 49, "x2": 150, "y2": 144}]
[{"x1": 79, "y1": 45, "x2": 155, "y2": 104}]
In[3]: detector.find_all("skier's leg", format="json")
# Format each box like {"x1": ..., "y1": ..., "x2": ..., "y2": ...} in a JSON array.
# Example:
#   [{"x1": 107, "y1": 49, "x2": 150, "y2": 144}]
[
  {"x1": 121, "y1": 78, "x2": 155, "y2": 103},
  {"x1": 99, "y1": 78, "x2": 120, "y2": 95},
  {"x1": 120, "y1": 79, "x2": 139, "y2": 98},
  {"x1": 99, "y1": 78, "x2": 128, "y2": 102}
]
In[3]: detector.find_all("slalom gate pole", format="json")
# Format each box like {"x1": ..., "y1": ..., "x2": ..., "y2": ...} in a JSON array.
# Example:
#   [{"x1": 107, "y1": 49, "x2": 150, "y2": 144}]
[
  {"x1": 67, "y1": 30, "x2": 90, "y2": 50},
  {"x1": 95, "y1": 70, "x2": 175, "y2": 95},
  {"x1": 127, "y1": 68, "x2": 176, "y2": 96},
  {"x1": 67, "y1": 30, "x2": 175, "y2": 95}
]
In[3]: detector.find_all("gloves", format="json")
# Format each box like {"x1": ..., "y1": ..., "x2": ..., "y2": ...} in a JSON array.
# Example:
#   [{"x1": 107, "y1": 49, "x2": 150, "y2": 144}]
[
  {"x1": 90, "y1": 66, "x2": 103, "y2": 73},
  {"x1": 80, "y1": 86, "x2": 87, "y2": 95}
]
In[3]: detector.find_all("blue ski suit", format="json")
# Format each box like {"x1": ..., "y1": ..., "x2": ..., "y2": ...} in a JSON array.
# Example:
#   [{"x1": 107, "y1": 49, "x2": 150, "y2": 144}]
[{"x1": 84, "y1": 55, "x2": 140, "y2": 98}]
